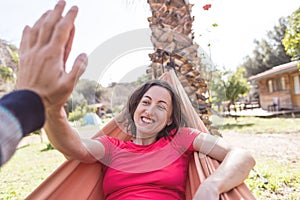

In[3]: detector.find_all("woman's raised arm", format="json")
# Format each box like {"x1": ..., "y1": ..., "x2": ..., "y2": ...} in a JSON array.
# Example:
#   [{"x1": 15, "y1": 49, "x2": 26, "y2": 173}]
[{"x1": 45, "y1": 108, "x2": 105, "y2": 163}]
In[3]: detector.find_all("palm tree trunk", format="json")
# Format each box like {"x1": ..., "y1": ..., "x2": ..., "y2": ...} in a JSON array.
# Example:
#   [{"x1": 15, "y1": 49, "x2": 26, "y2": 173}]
[{"x1": 147, "y1": 0, "x2": 220, "y2": 136}]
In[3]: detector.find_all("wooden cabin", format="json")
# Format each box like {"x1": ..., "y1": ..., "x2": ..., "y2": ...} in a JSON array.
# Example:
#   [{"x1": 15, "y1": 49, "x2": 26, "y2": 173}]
[{"x1": 249, "y1": 61, "x2": 300, "y2": 111}]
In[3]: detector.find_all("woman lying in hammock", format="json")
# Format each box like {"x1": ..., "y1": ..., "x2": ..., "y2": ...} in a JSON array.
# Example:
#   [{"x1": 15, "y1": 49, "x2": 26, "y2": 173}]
[{"x1": 44, "y1": 79, "x2": 255, "y2": 200}]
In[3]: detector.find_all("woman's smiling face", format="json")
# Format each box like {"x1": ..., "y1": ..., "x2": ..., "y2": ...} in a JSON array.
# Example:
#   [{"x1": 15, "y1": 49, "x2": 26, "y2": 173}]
[{"x1": 133, "y1": 86, "x2": 173, "y2": 140}]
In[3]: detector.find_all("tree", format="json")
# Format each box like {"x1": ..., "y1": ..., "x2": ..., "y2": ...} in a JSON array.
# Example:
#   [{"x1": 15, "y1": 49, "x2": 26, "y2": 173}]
[
  {"x1": 242, "y1": 17, "x2": 291, "y2": 77},
  {"x1": 66, "y1": 90, "x2": 85, "y2": 112},
  {"x1": 283, "y1": 7, "x2": 300, "y2": 62},
  {"x1": 210, "y1": 69, "x2": 226, "y2": 112},
  {"x1": 267, "y1": 17, "x2": 291, "y2": 63},
  {"x1": 0, "y1": 66, "x2": 15, "y2": 94},
  {"x1": 225, "y1": 68, "x2": 249, "y2": 106},
  {"x1": 0, "y1": 66, "x2": 15, "y2": 81},
  {"x1": 146, "y1": 0, "x2": 218, "y2": 134},
  {"x1": 74, "y1": 79, "x2": 103, "y2": 104},
  {"x1": 211, "y1": 68, "x2": 249, "y2": 112}
]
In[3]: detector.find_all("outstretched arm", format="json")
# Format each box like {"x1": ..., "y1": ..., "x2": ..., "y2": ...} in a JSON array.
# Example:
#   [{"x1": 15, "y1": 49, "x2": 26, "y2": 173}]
[
  {"x1": 193, "y1": 133, "x2": 255, "y2": 199},
  {"x1": 45, "y1": 108, "x2": 104, "y2": 163},
  {"x1": 17, "y1": 1, "x2": 104, "y2": 163}
]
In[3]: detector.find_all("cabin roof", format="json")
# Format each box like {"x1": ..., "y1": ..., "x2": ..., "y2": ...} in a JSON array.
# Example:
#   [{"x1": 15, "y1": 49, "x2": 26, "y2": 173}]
[{"x1": 248, "y1": 61, "x2": 299, "y2": 81}]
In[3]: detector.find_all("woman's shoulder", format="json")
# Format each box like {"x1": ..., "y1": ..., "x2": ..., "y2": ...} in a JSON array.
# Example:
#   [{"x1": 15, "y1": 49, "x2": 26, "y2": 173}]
[
  {"x1": 177, "y1": 127, "x2": 202, "y2": 135},
  {"x1": 168, "y1": 127, "x2": 202, "y2": 153}
]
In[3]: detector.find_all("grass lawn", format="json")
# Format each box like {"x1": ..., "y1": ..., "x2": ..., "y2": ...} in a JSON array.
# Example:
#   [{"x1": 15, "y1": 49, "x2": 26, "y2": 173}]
[
  {"x1": 0, "y1": 142, "x2": 66, "y2": 199},
  {"x1": 246, "y1": 158, "x2": 300, "y2": 199},
  {"x1": 219, "y1": 116, "x2": 300, "y2": 134},
  {"x1": 0, "y1": 117, "x2": 299, "y2": 199}
]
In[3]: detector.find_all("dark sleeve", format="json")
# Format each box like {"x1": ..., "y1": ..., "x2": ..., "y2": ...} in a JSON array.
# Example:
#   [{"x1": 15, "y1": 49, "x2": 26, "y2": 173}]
[{"x1": 0, "y1": 90, "x2": 45, "y2": 136}]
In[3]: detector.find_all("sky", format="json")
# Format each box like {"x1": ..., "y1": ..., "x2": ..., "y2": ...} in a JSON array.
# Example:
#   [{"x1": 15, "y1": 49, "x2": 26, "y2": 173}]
[{"x1": 0, "y1": 0, "x2": 299, "y2": 85}]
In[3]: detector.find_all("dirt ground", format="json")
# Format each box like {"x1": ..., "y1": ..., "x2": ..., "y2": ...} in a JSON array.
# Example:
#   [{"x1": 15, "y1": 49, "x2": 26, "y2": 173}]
[
  {"x1": 221, "y1": 131, "x2": 300, "y2": 164},
  {"x1": 222, "y1": 131, "x2": 300, "y2": 199}
]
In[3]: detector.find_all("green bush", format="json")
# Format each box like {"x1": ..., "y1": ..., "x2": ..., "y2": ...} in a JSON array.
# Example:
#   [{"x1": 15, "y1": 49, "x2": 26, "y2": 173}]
[
  {"x1": 68, "y1": 100, "x2": 94, "y2": 122},
  {"x1": 68, "y1": 108, "x2": 85, "y2": 122}
]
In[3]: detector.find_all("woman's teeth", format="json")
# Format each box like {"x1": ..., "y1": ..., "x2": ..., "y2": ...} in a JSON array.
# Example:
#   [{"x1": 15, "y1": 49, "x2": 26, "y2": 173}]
[{"x1": 142, "y1": 117, "x2": 152, "y2": 124}]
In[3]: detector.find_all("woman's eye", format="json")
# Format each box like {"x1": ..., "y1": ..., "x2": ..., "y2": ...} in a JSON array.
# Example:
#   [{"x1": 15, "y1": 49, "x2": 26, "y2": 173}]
[
  {"x1": 141, "y1": 100, "x2": 149, "y2": 105},
  {"x1": 157, "y1": 105, "x2": 166, "y2": 111}
]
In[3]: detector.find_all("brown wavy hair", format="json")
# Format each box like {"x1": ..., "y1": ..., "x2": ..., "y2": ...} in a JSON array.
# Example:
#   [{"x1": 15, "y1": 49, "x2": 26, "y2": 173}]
[{"x1": 122, "y1": 80, "x2": 182, "y2": 141}]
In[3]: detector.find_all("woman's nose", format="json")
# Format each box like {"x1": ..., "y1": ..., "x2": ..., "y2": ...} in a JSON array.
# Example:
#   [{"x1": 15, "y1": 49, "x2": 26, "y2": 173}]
[{"x1": 145, "y1": 105, "x2": 155, "y2": 115}]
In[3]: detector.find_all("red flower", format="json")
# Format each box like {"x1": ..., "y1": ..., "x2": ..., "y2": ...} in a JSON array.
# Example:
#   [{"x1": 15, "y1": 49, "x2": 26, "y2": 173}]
[{"x1": 203, "y1": 4, "x2": 212, "y2": 10}]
